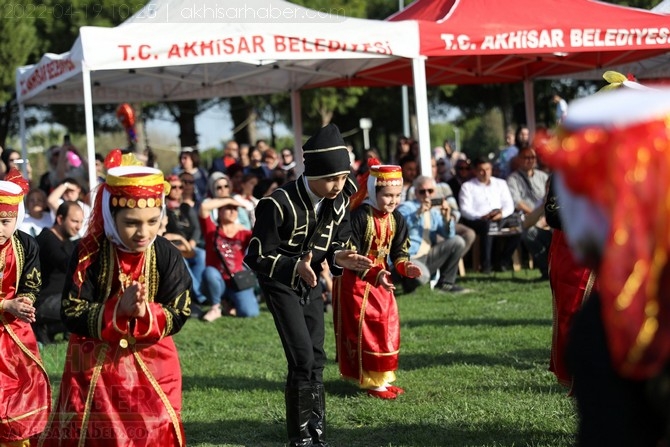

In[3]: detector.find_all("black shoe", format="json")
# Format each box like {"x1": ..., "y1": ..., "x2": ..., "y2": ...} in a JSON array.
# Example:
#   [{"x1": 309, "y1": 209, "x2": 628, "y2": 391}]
[
  {"x1": 402, "y1": 278, "x2": 421, "y2": 294},
  {"x1": 189, "y1": 303, "x2": 205, "y2": 319},
  {"x1": 434, "y1": 283, "x2": 472, "y2": 294}
]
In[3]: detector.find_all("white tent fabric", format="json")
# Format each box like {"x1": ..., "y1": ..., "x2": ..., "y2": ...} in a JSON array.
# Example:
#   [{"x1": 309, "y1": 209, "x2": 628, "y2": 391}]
[
  {"x1": 16, "y1": 0, "x2": 421, "y2": 188},
  {"x1": 653, "y1": 0, "x2": 670, "y2": 13}
]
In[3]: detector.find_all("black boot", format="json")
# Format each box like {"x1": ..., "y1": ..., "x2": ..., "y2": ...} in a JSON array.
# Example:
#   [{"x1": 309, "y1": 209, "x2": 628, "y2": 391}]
[
  {"x1": 285, "y1": 386, "x2": 314, "y2": 447},
  {"x1": 309, "y1": 384, "x2": 329, "y2": 446}
]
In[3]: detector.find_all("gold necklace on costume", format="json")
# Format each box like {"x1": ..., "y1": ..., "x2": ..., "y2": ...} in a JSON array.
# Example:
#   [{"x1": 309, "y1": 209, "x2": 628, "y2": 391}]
[
  {"x1": 117, "y1": 251, "x2": 147, "y2": 291},
  {"x1": 374, "y1": 212, "x2": 391, "y2": 264}
]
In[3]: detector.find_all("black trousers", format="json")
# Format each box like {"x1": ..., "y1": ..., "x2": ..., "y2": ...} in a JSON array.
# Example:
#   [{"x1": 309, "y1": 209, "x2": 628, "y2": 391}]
[
  {"x1": 260, "y1": 275, "x2": 326, "y2": 388},
  {"x1": 569, "y1": 293, "x2": 665, "y2": 446},
  {"x1": 460, "y1": 217, "x2": 521, "y2": 271}
]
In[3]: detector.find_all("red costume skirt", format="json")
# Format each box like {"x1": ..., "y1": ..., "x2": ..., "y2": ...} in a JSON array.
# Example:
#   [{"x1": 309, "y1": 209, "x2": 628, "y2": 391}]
[
  {"x1": 0, "y1": 315, "x2": 50, "y2": 442},
  {"x1": 39, "y1": 335, "x2": 185, "y2": 447},
  {"x1": 548, "y1": 230, "x2": 596, "y2": 389},
  {"x1": 333, "y1": 271, "x2": 400, "y2": 387}
]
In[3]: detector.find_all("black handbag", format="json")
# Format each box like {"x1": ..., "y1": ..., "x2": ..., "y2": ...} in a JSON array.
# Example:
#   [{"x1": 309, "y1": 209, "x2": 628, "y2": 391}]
[
  {"x1": 228, "y1": 269, "x2": 257, "y2": 291},
  {"x1": 219, "y1": 259, "x2": 257, "y2": 291}
]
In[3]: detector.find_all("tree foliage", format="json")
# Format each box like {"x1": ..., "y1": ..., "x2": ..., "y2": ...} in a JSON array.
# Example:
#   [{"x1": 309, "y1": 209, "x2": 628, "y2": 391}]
[
  {"x1": 0, "y1": 12, "x2": 38, "y2": 146},
  {"x1": 5, "y1": 0, "x2": 667, "y2": 154},
  {"x1": 0, "y1": 0, "x2": 147, "y2": 147}
]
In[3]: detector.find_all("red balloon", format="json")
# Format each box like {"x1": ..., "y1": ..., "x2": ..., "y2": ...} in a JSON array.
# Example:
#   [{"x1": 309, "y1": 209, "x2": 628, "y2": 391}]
[{"x1": 116, "y1": 103, "x2": 136, "y2": 129}]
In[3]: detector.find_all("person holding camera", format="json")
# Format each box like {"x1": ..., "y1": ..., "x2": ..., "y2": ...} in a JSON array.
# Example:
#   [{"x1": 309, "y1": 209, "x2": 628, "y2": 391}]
[
  {"x1": 1, "y1": 149, "x2": 32, "y2": 182},
  {"x1": 397, "y1": 175, "x2": 469, "y2": 294},
  {"x1": 47, "y1": 177, "x2": 91, "y2": 238}
]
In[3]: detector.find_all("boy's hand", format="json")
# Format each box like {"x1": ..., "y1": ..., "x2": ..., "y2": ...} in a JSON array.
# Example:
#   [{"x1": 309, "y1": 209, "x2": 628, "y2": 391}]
[
  {"x1": 335, "y1": 250, "x2": 373, "y2": 272},
  {"x1": 297, "y1": 251, "x2": 318, "y2": 288}
]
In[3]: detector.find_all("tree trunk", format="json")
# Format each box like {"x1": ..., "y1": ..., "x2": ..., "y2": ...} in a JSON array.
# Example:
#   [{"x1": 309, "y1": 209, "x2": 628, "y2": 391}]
[
  {"x1": 132, "y1": 103, "x2": 146, "y2": 152},
  {"x1": 246, "y1": 108, "x2": 258, "y2": 146},
  {"x1": 174, "y1": 100, "x2": 199, "y2": 148},
  {"x1": 500, "y1": 84, "x2": 514, "y2": 131},
  {"x1": 230, "y1": 97, "x2": 251, "y2": 145},
  {"x1": 0, "y1": 98, "x2": 16, "y2": 150}
]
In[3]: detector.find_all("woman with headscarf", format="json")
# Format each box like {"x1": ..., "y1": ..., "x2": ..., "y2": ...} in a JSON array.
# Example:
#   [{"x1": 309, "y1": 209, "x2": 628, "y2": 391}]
[
  {"x1": 333, "y1": 161, "x2": 421, "y2": 400},
  {"x1": 0, "y1": 169, "x2": 50, "y2": 446},
  {"x1": 204, "y1": 171, "x2": 251, "y2": 229},
  {"x1": 39, "y1": 150, "x2": 192, "y2": 447}
]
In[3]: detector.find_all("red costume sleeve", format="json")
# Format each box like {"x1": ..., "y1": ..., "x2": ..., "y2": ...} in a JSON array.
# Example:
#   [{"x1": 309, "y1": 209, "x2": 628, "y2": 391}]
[
  {"x1": 394, "y1": 260, "x2": 410, "y2": 278},
  {"x1": 100, "y1": 298, "x2": 169, "y2": 343}
]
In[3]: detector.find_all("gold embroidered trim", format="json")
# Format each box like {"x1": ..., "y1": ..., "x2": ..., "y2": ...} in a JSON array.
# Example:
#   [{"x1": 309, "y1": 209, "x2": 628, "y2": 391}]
[
  {"x1": 0, "y1": 313, "x2": 49, "y2": 378},
  {"x1": 132, "y1": 350, "x2": 183, "y2": 447},
  {"x1": 363, "y1": 349, "x2": 400, "y2": 356},
  {"x1": 136, "y1": 302, "x2": 154, "y2": 339},
  {"x1": 357, "y1": 283, "x2": 370, "y2": 383},
  {"x1": 582, "y1": 271, "x2": 597, "y2": 304},
  {"x1": 78, "y1": 344, "x2": 109, "y2": 447},
  {"x1": 0, "y1": 405, "x2": 49, "y2": 424}
]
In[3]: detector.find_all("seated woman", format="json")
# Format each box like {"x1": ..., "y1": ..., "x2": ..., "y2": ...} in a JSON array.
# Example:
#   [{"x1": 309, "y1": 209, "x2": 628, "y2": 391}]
[
  {"x1": 199, "y1": 196, "x2": 259, "y2": 321},
  {"x1": 157, "y1": 214, "x2": 205, "y2": 320}
]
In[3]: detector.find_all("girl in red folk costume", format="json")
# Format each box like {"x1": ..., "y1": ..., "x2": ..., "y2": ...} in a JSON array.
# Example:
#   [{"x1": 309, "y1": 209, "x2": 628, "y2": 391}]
[
  {"x1": 0, "y1": 170, "x2": 49, "y2": 447},
  {"x1": 38, "y1": 151, "x2": 192, "y2": 447},
  {"x1": 333, "y1": 162, "x2": 421, "y2": 400}
]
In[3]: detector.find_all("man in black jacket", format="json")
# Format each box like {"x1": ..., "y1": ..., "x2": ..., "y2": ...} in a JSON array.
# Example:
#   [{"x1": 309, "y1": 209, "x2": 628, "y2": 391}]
[{"x1": 33, "y1": 201, "x2": 83, "y2": 344}]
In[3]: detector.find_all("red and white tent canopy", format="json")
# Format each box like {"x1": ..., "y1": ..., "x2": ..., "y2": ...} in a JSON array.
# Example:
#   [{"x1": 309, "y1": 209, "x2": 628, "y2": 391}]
[
  {"x1": 321, "y1": 0, "x2": 670, "y2": 86},
  {"x1": 313, "y1": 0, "x2": 670, "y2": 173},
  {"x1": 16, "y1": 0, "x2": 420, "y2": 187}
]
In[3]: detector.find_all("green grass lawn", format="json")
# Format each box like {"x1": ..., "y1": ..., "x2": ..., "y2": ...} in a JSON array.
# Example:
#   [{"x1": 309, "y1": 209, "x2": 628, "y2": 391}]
[{"x1": 40, "y1": 270, "x2": 577, "y2": 447}]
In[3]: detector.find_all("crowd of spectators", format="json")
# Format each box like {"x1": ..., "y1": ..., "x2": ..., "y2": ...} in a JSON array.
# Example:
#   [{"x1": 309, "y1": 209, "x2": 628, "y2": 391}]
[{"x1": 1, "y1": 125, "x2": 549, "y2": 330}]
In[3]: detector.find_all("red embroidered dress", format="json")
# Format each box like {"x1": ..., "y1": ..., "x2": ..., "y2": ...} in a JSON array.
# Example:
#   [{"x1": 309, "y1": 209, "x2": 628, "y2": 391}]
[
  {"x1": 333, "y1": 205, "x2": 412, "y2": 388},
  {"x1": 0, "y1": 233, "x2": 50, "y2": 443},
  {"x1": 39, "y1": 239, "x2": 191, "y2": 447},
  {"x1": 39, "y1": 151, "x2": 191, "y2": 447}
]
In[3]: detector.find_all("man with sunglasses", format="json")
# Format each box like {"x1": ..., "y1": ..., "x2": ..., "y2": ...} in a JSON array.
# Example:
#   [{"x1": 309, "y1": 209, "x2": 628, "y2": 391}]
[
  {"x1": 448, "y1": 159, "x2": 473, "y2": 200},
  {"x1": 397, "y1": 176, "x2": 469, "y2": 294}
]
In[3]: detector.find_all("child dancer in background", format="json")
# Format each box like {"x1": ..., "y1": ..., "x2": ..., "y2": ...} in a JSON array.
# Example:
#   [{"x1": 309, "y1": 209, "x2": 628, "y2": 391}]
[
  {"x1": 333, "y1": 162, "x2": 421, "y2": 400},
  {"x1": 0, "y1": 170, "x2": 50, "y2": 446}
]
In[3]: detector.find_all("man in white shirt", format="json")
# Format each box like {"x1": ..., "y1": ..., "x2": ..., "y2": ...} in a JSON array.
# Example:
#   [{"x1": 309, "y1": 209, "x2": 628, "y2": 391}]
[{"x1": 459, "y1": 157, "x2": 521, "y2": 274}]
